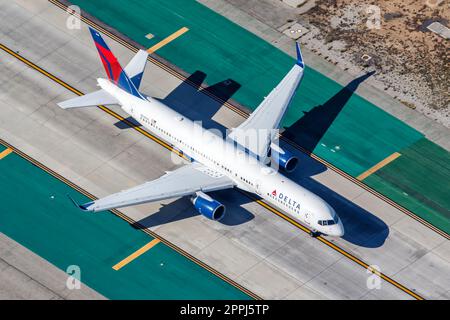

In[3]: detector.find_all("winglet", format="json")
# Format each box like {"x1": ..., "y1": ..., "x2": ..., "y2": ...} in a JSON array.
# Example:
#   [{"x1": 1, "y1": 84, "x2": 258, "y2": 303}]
[
  {"x1": 66, "y1": 194, "x2": 93, "y2": 212},
  {"x1": 295, "y1": 42, "x2": 304, "y2": 68}
]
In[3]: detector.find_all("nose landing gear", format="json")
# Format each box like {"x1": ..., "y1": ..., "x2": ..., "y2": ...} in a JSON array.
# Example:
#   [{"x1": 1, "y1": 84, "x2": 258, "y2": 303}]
[{"x1": 309, "y1": 230, "x2": 320, "y2": 238}]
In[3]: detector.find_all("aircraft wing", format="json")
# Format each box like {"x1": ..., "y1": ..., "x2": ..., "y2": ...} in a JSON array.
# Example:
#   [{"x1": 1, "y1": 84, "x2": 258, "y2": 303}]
[
  {"x1": 227, "y1": 43, "x2": 305, "y2": 161},
  {"x1": 74, "y1": 163, "x2": 235, "y2": 212}
]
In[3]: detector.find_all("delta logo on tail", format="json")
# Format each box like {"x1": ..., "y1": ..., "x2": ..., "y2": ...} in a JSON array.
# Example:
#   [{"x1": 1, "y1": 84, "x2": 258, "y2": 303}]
[
  {"x1": 88, "y1": 27, "x2": 142, "y2": 99},
  {"x1": 89, "y1": 28, "x2": 122, "y2": 83}
]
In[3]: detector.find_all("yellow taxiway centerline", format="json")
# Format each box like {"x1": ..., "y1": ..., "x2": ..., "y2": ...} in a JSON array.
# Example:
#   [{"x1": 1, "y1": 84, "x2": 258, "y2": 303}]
[
  {"x1": 113, "y1": 239, "x2": 161, "y2": 271},
  {"x1": 146, "y1": 27, "x2": 189, "y2": 54},
  {"x1": 357, "y1": 152, "x2": 401, "y2": 181},
  {"x1": 0, "y1": 148, "x2": 13, "y2": 160}
]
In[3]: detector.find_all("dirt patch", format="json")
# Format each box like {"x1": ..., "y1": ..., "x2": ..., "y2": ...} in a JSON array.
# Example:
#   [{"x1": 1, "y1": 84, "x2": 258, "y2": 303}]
[{"x1": 302, "y1": 0, "x2": 449, "y2": 126}]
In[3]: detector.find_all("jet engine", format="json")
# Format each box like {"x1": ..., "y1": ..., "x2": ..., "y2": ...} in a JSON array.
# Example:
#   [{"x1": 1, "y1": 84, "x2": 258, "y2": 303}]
[
  {"x1": 191, "y1": 191, "x2": 226, "y2": 221},
  {"x1": 270, "y1": 143, "x2": 298, "y2": 172}
]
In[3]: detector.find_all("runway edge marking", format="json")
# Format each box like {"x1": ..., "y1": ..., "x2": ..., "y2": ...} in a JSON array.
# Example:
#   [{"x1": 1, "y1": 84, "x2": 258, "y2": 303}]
[
  {"x1": 146, "y1": 27, "x2": 189, "y2": 54},
  {"x1": 0, "y1": 148, "x2": 13, "y2": 159},
  {"x1": 0, "y1": 43, "x2": 424, "y2": 300},
  {"x1": 113, "y1": 239, "x2": 161, "y2": 271},
  {"x1": 357, "y1": 152, "x2": 402, "y2": 181},
  {"x1": 49, "y1": 0, "x2": 450, "y2": 241}
]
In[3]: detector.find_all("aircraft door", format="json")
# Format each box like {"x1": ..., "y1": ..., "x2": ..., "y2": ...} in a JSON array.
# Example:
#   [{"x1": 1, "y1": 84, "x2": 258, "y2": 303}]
[
  {"x1": 304, "y1": 211, "x2": 312, "y2": 226},
  {"x1": 255, "y1": 179, "x2": 262, "y2": 195}
]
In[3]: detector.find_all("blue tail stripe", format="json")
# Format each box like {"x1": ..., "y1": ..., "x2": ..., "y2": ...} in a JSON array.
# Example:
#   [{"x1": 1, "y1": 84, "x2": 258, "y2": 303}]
[
  {"x1": 89, "y1": 27, "x2": 111, "y2": 51},
  {"x1": 130, "y1": 72, "x2": 144, "y2": 88},
  {"x1": 97, "y1": 48, "x2": 114, "y2": 80},
  {"x1": 118, "y1": 72, "x2": 142, "y2": 97}
]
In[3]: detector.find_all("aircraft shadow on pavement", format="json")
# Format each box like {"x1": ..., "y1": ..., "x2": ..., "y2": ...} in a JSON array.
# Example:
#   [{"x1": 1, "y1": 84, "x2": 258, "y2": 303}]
[
  {"x1": 130, "y1": 70, "x2": 388, "y2": 247},
  {"x1": 131, "y1": 198, "x2": 198, "y2": 229},
  {"x1": 276, "y1": 140, "x2": 328, "y2": 177},
  {"x1": 279, "y1": 71, "x2": 389, "y2": 247},
  {"x1": 269, "y1": 142, "x2": 389, "y2": 247},
  {"x1": 114, "y1": 116, "x2": 141, "y2": 129},
  {"x1": 157, "y1": 70, "x2": 240, "y2": 136},
  {"x1": 210, "y1": 189, "x2": 256, "y2": 226},
  {"x1": 132, "y1": 190, "x2": 254, "y2": 230},
  {"x1": 114, "y1": 70, "x2": 241, "y2": 132},
  {"x1": 283, "y1": 71, "x2": 375, "y2": 153},
  {"x1": 295, "y1": 173, "x2": 389, "y2": 248}
]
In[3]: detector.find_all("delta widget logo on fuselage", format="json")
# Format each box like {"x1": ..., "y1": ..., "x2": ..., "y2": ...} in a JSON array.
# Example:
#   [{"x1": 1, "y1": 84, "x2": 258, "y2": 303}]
[{"x1": 272, "y1": 189, "x2": 301, "y2": 210}]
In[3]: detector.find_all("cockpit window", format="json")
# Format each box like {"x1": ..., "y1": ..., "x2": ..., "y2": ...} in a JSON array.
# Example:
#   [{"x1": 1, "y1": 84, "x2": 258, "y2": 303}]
[{"x1": 318, "y1": 219, "x2": 337, "y2": 226}]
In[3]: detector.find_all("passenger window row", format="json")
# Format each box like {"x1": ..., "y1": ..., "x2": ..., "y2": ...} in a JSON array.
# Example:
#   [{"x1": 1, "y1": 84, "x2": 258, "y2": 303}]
[
  {"x1": 146, "y1": 117, "x2": 235, "y2": 176},
  {"x1": 267, "y1": 192, "x2": 301, "y2": 214}
]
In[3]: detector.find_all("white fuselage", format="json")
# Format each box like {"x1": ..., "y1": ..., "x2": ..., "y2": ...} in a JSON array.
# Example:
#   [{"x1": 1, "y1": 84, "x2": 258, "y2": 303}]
[{"x1": 99, "y1": 78, "x2": 344, "y2": 236}]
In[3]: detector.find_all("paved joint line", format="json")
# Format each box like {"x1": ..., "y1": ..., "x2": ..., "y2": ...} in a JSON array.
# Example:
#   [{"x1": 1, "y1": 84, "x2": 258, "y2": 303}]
[
  {"x1": 0, "y1": 255, "x2": 66, "y2": 300},
  {"x1": 0, "y1": 148, "x2": 13, "y2": 159},
  {"x1": 113, "y1": 239, "x2": 161, "y2": 271},
  {"x1": 147, "y1": 27, "x2": 189, "y2": 54},
  {"x1": 0, "y1": 37, "x2": 424, "y2": 300},
  {"x1": 357, "y1": 152, "x2": 402, "y2": 181}
]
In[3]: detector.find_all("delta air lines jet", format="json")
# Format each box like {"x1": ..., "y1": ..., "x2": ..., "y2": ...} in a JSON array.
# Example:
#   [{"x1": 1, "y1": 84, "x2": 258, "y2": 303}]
[{"x1": 59, "y1": 27, "x2": 344, "y2": 237}]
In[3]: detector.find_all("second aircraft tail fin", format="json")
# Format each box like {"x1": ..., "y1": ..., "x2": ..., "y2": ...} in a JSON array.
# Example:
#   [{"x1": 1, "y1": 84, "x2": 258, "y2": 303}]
[
  {"x1": 57, "y1": 89, "x2": 119, "y2": 109},
  {"x1": 124, "y1": 50, "x2": 149, "y2": 89}
]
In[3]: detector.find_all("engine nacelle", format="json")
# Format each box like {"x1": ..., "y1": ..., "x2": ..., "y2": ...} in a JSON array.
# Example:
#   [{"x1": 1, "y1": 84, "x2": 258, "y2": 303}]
[
  {"x1": 270, "y1": 144, "x2": 298, "y2": 173},
  {"x1": 190, "y1": 191, "x2": 226, "y2": 221}
]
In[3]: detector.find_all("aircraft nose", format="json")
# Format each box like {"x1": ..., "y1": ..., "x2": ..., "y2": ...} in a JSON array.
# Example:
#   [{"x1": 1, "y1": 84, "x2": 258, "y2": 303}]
[
  {"x1": 324, "y1": 218, "x2": 344, "y2": 237},
  {"x1": 333, "y1": 219, "x2": 345, "y2": 237}
]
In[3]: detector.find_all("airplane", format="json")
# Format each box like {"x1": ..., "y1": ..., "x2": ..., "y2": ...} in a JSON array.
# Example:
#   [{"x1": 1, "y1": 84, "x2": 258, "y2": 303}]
[{"x1": 59, "y1": 27, "x2": 344, "y2": 237}]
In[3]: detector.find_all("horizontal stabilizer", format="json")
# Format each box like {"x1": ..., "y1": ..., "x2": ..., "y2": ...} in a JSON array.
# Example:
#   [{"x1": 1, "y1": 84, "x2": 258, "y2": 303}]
[
  {"x1": 124, "y1": 49, "x2": 148, "y2": 89},
  {"x1": 57, "y1": 89, "x2": 119, "y2": 109}
]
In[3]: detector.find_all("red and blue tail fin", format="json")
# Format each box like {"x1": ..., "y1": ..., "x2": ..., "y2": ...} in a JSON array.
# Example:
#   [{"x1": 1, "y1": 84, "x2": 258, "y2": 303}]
[{"x1": 88, "y1": 27, "x2": 142, "y2": 98}]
